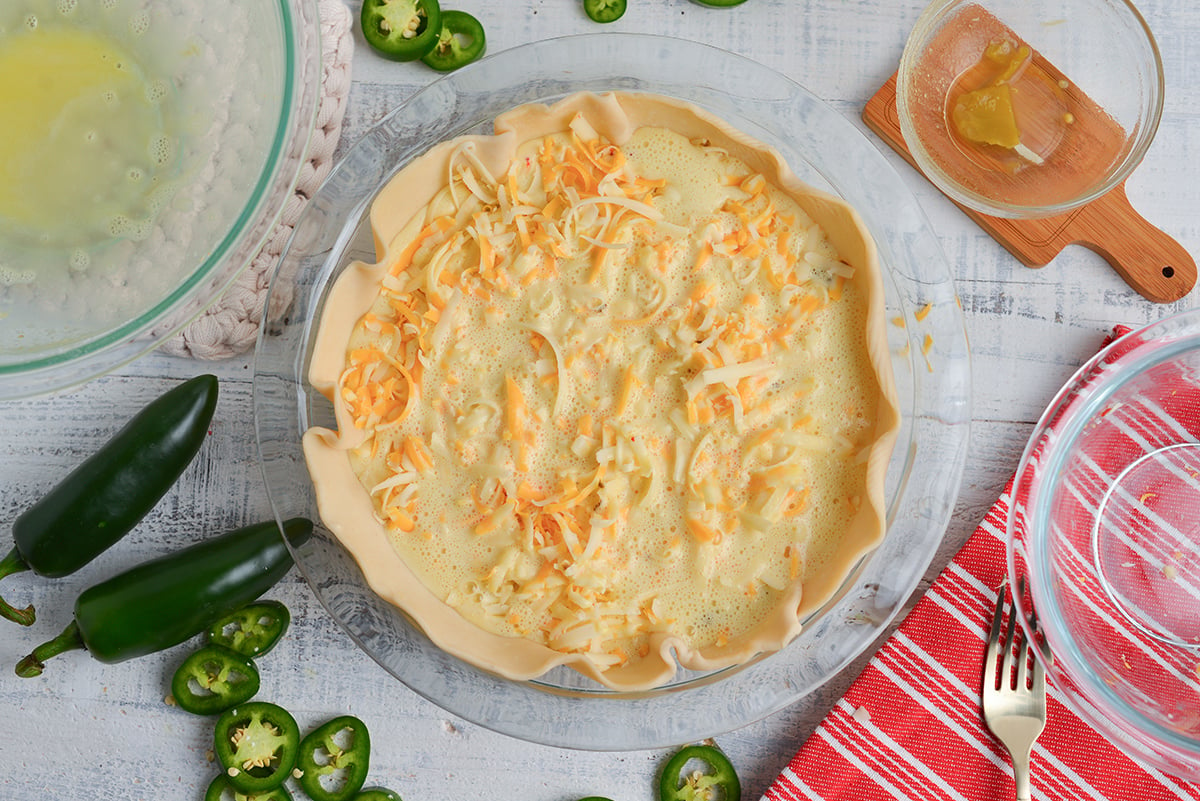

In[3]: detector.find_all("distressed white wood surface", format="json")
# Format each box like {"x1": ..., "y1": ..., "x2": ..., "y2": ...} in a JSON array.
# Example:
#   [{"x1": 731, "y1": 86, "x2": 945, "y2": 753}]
[{"x1": 2, "y1": 1, "x2": 1198, "y2": 799}]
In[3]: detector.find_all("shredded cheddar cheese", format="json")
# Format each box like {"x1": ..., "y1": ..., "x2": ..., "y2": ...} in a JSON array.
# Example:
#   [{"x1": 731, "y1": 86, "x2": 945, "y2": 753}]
[{"x1": 306, "y1": 94, "x2": 897, "y2": 689}]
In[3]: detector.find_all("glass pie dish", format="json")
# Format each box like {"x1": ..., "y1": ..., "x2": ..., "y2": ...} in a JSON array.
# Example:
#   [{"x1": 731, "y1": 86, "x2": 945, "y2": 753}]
[{"x1": 253, "y1": 33, "x2": 972, "y2": 750}]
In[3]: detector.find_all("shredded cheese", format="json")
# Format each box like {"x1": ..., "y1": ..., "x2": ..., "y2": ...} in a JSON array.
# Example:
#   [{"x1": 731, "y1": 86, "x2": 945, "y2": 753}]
[{"x1": 330, "y1": 118, "x2": 888, "y2": 674}]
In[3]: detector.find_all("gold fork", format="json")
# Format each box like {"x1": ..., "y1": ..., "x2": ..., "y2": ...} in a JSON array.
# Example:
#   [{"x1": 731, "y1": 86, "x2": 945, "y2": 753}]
[{"x1": 983, "y1": 579, "x2": 1048, "y2": 801}]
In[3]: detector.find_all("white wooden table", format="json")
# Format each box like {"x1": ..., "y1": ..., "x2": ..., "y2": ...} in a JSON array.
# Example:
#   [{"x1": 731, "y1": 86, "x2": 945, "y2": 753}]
[{"x1": 2, "y1": 2, "x2": 1197, "y2": 799}]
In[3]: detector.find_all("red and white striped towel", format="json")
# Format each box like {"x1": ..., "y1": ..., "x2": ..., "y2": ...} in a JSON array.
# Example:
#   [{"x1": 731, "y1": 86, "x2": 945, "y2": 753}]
[{"x1": 765, "y1": 326, "x2": 1200, "y2": 801}]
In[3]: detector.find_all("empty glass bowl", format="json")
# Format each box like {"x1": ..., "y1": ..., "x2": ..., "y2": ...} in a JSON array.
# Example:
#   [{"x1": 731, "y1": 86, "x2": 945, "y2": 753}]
[
  {"x1": 1009, "y1": 310, "x2": 1200, "y2": 779},
  {"x1": 896, "y1": 0, "x2": 1163, "y2": 218}
]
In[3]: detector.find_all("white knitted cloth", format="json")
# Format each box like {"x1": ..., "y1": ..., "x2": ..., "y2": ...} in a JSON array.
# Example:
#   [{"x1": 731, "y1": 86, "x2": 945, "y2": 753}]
[{"x1": 162, "y1": 0, "x2": 354, "y2": 359}]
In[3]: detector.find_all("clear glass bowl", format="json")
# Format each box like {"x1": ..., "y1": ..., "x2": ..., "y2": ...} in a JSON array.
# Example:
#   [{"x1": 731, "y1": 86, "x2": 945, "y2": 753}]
[
  {"x1": 896, "y1": 0, "x2": 1163, "y2": 218},
  {"x1": 0, "y1": 0, "x2": 323, "y2": 399},
  {"x1": 1008, "y1": 310, "x2": 1200, "y2": 779},
  {"x1": 254, "y1": 33, "x2": 972, "y2": 750}
]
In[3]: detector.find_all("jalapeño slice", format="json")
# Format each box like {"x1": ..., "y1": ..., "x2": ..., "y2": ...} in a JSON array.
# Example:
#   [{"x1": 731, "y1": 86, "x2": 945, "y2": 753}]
[
  {"x1": 296, "y1": 715, "x2": 372, "y2": 801},
  {"x1": 584, "y1": 0, "x2": 627, "y2": 23},
  {"x1": 659, "y1": 744, "x2": 741, "y2": 801},
  {"x1": 208, "y1": 600, "x2": 290, "y2": 658},
  {"x1": 420, "y1": 10, "x2": 486, "y2": 72},
  {"x1": 171, "y1": 644, "x2": 260, "y2": 716},
  {"x1": 361, "y1": 0, "x2": 442, "y2": 62},
  {"x1": 214, "y1": 702, "x2": 300, "y2": 794}
]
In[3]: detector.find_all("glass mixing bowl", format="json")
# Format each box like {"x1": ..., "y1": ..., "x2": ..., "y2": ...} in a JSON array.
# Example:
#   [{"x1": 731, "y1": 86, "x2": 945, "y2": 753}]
[
  {"x1": 0, "y1": 0, "x2": 323, "y2": 399},
  {"x1": 254, "y1": 33, "x2": 972, "y2": 750},
  {"x1": 896, "y1": 0, "x2": 1163, "y2": 218},
  {"x1": 1009, "y1": 310, "x2": 1200, "y2": 779}
]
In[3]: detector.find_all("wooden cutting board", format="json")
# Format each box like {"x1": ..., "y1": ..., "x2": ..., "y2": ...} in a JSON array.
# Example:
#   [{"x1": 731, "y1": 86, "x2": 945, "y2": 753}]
[{"x1": 863, "y1": 72, "x2": 1196, "y2": 304}]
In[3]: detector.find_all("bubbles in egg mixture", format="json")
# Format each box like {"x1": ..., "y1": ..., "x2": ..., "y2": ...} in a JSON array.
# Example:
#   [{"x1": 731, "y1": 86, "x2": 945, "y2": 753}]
[
  {"x1": 0, "y1": 0, "x2": 288, "y2": 357},
  {"x1": 0, "y1": 266, "x2": 36, "y2": 287},
  {"x1": 144, "y1": 78, "x2": 168, "y2": 104},
  {"x1": 0, "y1": 0, "x2": 198, "y2": 357},
  {"x1": 127, "y1": 8, "x2": 148, "y2": 35},
  {"x1": 0, "y1": 4, "x2": 175, "y2": 254},
  {"x1": 148, "y1": 133, "x2": 174, "y2": 167},
  {"x1": 69, "y1": 249, "x2": 91, "y2": 271}
]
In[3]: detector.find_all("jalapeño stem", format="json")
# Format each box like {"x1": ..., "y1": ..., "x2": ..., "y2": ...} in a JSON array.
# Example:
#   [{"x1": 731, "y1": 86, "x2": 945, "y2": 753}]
[
  {"x1": 0, "y1": 546, "x2": 34, "y2": 626},
  {"x1": 15, "y1": 620, "x2": 85, "y2": 677}
]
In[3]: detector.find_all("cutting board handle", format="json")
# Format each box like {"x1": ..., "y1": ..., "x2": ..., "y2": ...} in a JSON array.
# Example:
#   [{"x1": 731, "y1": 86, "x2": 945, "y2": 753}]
[{"x1": 1073, "y1": 184, "x2": 1197, "y2": 304}]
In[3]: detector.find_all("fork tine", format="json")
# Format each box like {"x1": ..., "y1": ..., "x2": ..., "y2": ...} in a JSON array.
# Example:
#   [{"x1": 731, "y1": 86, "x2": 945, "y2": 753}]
[
  {"x1": 1018, "y1": 574, "x2": 1054, "y2": 671},
  {"x1": 1028, "y1": 600, "x2": 1048, "y2": 696},
  {"x1": 1010, "y1": 578, "x2": 1047, "y2": 698},
  {"x1": 1009, "y1": 576, "x2": 1026, "y2": 689},
  {"x1": 1016, "y1": 628, "x2": 1032, "y2": 689},
  {"x1": 986, "y1": 583, "x2": 1006, "y2": 691},
  {"x1": 1002, "y1": 588, "x2": 1018, "y2": 689},
  {"x1": 1032, "y1": 647, "x2": 1047, "y2": 696}
]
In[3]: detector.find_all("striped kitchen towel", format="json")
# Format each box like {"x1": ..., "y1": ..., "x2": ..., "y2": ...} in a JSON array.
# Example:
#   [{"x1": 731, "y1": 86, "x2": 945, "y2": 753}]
[{"x1": 765, "y1": 326, "x2": 1200, "y2": 801}]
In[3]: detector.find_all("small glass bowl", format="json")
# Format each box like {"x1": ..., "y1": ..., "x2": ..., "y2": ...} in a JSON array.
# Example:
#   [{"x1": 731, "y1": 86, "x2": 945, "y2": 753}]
[
  {"x1": 255, "y1": 33, "x2": 972, "y2": 750},
  {"x1": 1008, "y1": 310, "x2": 1200, "y2": 779},
  {"x1": 0, "y1": 0, "x2": 322, "y2": 399},
  {"x1": 896, "y1": 0, "x2": 1163, "y2": 218}
]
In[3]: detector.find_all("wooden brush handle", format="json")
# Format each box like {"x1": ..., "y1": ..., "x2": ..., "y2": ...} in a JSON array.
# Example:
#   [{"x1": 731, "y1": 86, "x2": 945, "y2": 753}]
[{"x1": 1072, "y1": 184, "x2": 1196, "y2": 304}]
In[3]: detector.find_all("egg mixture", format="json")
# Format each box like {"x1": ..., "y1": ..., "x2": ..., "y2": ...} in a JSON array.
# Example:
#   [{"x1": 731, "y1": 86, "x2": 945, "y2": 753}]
[
  {"x1": 0, "y1": 0, "x2": 174, "y2": 279},
  {"x1": 0, "y1": 22, "x2": 171, "y2": 251},
  {"x1": 303, "y1": 92, "x2": 900, "y2": 691}
]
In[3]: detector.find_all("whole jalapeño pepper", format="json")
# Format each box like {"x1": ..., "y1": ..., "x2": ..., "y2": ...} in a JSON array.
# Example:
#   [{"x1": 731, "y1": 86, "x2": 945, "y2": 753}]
[
  {"x1": 14, "y1": 518, "x2": 312, "y2": 677},
  {"x1": 0, "y1": 374, "x2": 219, "y2": 626}
]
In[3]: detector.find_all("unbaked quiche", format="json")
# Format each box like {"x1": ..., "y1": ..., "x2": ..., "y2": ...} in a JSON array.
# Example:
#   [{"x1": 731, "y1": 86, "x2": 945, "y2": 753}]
[{"x1": 303, "y1": 92, "x2": 900, "y2": 691}]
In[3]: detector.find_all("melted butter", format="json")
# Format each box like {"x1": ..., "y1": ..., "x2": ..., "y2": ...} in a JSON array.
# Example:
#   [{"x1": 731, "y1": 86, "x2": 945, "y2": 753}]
[
  {"x1": 953, "y1": 84, "x2": 1020, "y2": 149},
  {"x1": 0, "y1": 24, "x2": 170, "y2": 247},
  {"x1": 951, "y1": 42, "x2": 1029, "y2": 149},
  {"x1": 946, "y1": 37, "x2": 1069, "y2": 171}
]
